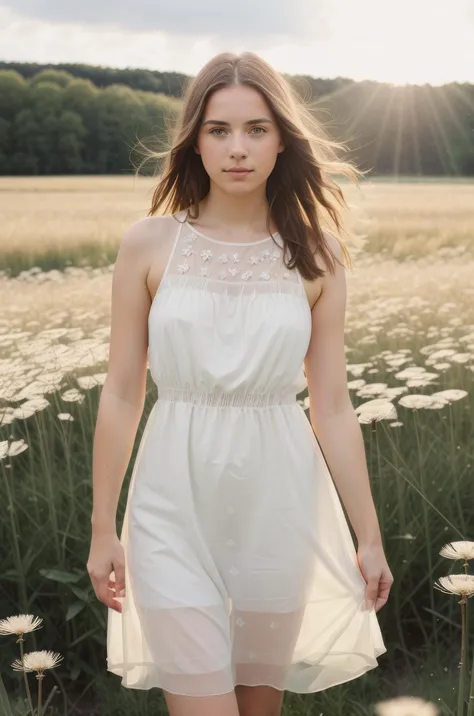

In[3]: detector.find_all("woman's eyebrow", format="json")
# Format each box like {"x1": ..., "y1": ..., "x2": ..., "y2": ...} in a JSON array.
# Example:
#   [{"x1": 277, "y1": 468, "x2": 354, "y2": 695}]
[{"x1": 201, "y1": 118, "x2": 273, "y2": 126}]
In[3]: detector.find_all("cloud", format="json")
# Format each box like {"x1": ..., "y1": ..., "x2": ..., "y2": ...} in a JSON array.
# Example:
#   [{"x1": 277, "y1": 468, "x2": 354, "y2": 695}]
[{"x1": 2, "y1": 0, "x2": 332, "y2": 41}]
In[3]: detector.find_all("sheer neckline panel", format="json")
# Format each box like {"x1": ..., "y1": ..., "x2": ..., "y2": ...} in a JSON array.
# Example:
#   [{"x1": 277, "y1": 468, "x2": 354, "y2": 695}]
[{"x1": 184, "y1": 219, "x2": 280, "y2": 247}]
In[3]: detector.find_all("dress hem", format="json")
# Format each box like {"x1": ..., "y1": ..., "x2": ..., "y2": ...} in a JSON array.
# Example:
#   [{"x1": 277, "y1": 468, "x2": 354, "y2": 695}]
[{"x1": 106, "y1": 647, "x2": 387, "y2": 697}]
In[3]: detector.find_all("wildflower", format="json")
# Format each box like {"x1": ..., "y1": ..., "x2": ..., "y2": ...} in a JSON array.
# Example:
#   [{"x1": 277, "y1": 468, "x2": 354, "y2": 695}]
[
  {"x1": 12, "y1": 650, "x2": 63, "y2": 675},
  {"x1": 355, "y1": 399, "x2": 397, "y2": 422},
  {"x1": 430, "y1": 389, "x2": 468, "y2": 403},
  {"x1": 439, "y1": 541, "x2": 474, "y2": 562},
  {"x1": 398, "y1": 394, "x2": 446, "y2": 410},
  {"x1": 355, "y1": 382, "x2": 388, "y2": 397},
  {"x1": 0, "y1": 615, "x2": 43, "y2": 638},
  {"x1": 373, "y1": 695, "x2": 439, "y2": 715},
  {"x1": 433, "y1": 574, "x2": 474, "y2": 598}
]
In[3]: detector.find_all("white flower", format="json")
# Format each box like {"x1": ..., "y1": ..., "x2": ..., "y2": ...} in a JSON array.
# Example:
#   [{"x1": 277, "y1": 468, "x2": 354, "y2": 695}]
[
  {"x1": 434, "y1": 574, "x2": 474, "y2": 597},
  {"x1": 269, "y1": 250, "x2": 281, "y2": 261},
  {"x1": 430, "y1": 389, "x2": 468, "y2": 403},
  {"x1": 177, "y1": 262, "x2": 190, "y2": 274},
  {"x1": 218, "y1": 253, "x2": 229, "y2": 263},
  {"x1": 228, "y1": 268, "x2": 240, "y2": 277},
  {"x1": 248, "y1": 255, "x2": 260, "y2": 265},
  {"x1": 3, "y1": 439, "x2": 28, "y2": 457},
  {"x1": 183, "y1": 234, "x2": 197, "y2": 243},
  {"x1": 259, "y1": 271, "x2": 270, "y2": 280},
  {"x1": 236, "y1": 617, "x2": 245, "y2": 627},
  {"x1": 282, "y1": 271, "x2": 290, "y2": 279},
  {"x1": 241, "y1": 271, "x2": 253, "y2": 280},
  {"x1": 181, "y1": 245, "x2": 195, "y2": 257},
  {"x1": 12, "y1": 650, "x2": 63, "y2": 674},
  {"x1": 356, "y1": 383, "x2": 388, "y2": 397},
  {"x1": 374, "y1": 696, "x2": 440, "y2": 716},
  {"x1": 231, "y1": 253, "x2": 241, "y2": 263},
  {"x1": 398, "y1": 394, "x2": 447, "y2": 410},
  {"x1": 200, "y1": 249, "x2": 212, "y2": 262},
  {"x1": 0, "y1": 615, "x2": 43, "y2": 637},
  {"x1": 200, "y1": 267, "x2": 211, "y2": 277},
  {"x1": 355, "y1": 398, "x2": 392, "y2": 412},
  {"x1": 218, "y1": 270, "x2": 227, "y2": 280},
  {"x1": 439, "y1": 541, "x2": 474, "y2": 561},
  {"x1": 356, "y1": 401, "x2": 397, "y2": 423},
  {"x1": 259, "y1": 249, "x2": 271, "y2": 259}
]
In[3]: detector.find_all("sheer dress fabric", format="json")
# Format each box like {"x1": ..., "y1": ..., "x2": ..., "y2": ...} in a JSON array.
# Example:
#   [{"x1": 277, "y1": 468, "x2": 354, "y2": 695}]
[{"x1": 106, "y1": 211, "x2": 387, "y2": 696}]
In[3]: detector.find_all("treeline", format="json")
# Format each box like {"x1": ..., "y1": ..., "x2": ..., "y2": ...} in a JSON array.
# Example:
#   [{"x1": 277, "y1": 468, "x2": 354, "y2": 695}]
[{"x1": 0, "y1": 60, "x2": 473, "y2": 176}]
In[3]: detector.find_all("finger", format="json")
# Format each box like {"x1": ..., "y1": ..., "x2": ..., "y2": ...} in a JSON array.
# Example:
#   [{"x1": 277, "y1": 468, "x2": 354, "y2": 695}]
[
  {"x1": 378, "y1": 581, "x2": 393, "y2": 601},
  {"x1": 365, "y1": 580, "x2": 381, "y2": 609},
  {"x1": 374, "y1": 595, "x2": 389, "y2": 612},
  {"x1": 373, "y1": 581, "x2": 393, "y2": 611},
  {"x1": 113, "y1": 562, "x2": 126, "y2": 593},
  {"x1": 97, "y1": 584, "x2": 123, "y2": 613},
  {"x1": 108, "y1": 579, "x2": 126, "y2": 598}
]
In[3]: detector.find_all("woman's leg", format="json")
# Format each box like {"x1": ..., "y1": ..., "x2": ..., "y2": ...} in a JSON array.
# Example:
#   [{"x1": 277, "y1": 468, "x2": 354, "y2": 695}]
[
  {"x1": 163, "y1": 689, "x2": 241, "y2": 716},
  {"x1": 235, "y1": 684, "x2": 285, "y2": 716}
]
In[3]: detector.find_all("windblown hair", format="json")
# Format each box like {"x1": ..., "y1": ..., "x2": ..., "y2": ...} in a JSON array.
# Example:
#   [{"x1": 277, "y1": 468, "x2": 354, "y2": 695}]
[{"x1": 137, "y1": 52, "x2": 368, "y2": 280}]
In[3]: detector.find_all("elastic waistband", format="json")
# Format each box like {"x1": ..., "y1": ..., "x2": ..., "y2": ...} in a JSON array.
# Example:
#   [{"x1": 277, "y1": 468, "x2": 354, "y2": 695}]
[{"x1": 158, "y1": 387, "x2": 297, "y2": 408}]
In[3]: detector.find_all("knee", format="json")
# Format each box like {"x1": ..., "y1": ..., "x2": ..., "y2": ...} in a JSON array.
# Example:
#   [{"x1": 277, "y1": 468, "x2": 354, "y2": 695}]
[{"x1": 235, "y1": 684, "x2": 284, "y2": 716}]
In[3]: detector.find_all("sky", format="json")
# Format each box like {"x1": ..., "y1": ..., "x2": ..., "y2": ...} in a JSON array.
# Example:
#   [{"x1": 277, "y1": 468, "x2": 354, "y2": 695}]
[{"x1": 0, "y1": 0, "x2": 473, "y2": 86}]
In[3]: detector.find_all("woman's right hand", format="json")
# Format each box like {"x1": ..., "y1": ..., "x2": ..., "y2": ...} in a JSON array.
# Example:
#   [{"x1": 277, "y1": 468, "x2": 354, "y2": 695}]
[{"x1": 87, "y1": 530, "x2": 126, "y2": 613}]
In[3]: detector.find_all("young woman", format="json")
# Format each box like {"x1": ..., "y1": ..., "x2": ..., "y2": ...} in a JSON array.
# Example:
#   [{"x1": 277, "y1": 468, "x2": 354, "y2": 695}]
[{"x1": 87, "y1": 51, "x2": 393, "y2": 716}]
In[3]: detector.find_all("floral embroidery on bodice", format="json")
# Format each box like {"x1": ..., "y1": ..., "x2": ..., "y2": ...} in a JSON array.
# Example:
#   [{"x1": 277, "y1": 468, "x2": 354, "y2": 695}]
[{"x1": 165, "y1": 215, "x2": 301, "y2": 289}]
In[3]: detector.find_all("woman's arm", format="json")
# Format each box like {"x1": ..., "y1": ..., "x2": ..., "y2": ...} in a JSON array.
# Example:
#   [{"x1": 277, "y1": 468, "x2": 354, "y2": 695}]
[
  {"x1": 304, "y1": 233, "x2": 395, "y2": 612},
  {"x1": 87, "y1": 218, "x2": 160, "y2": 612},
  {"x1": 303, "y1": 234, "x2": 382, "y2": 548},
  {"x1": 90, "y1": 220, "x2": 153, "y2": 535}
]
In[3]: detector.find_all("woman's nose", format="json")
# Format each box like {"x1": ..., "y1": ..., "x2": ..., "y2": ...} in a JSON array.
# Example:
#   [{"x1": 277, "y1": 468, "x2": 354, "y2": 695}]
[{"x1": 229, "y1": 134, "x2": 248, "y2": 158}]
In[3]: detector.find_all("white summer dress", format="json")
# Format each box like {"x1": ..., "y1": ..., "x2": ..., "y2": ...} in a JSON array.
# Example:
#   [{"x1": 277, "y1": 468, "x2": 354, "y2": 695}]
[{"x1": 106, "y1": 209, "x2": 387, "y2": 697}]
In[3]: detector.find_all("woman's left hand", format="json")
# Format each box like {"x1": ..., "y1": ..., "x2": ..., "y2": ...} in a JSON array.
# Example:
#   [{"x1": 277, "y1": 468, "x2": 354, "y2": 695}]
[{"x1": 357, "y1": 543, "x2": 394, "y2": 613}]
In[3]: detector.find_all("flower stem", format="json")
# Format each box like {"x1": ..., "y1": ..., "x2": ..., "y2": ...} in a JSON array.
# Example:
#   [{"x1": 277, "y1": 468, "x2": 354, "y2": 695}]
[
  {"x1": 467, "y1": 628, "x2": 474, "y2": 716},
  {"x1": 18, "y1": 638, "x2": 34, "y2": 715},
  {"x1": 458, "y1": 597, "x2": 467, "y2": 716},
  {"x1": 37, "y1": 674, "x2": 43, "y2": 716}
]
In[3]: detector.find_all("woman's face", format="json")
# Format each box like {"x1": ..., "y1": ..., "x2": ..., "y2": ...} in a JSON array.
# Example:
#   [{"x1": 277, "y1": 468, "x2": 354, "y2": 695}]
[{"x1": 195, "y1": 84, "x2": 285, "y2": 194}]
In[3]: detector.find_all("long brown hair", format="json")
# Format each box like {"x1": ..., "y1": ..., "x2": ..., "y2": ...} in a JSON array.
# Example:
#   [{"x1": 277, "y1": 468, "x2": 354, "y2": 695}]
[{"x1": 137, "y1": 52, "x2": 367, "y2": 281}]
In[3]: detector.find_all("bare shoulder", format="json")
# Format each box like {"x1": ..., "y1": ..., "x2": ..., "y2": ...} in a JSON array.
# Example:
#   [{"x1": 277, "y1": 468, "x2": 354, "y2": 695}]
[
  {"x1": 301, "y1": 228, "x2": 344, "y2": 310},
  {"x1": 307, "y1": 227, "x2": 344, "y2": 275},
  {"x1": 120, "y1": 214, "x2": 178, "y2": 251},
  {"x1": 119, "y1": 214, "x2": 182, "y2": 299}
]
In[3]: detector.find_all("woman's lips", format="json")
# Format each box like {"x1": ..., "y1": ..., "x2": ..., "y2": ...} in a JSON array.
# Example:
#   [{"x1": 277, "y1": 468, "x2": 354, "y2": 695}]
[{"x1": 225, "y1": 169, "x2": 253, "y2": 175}]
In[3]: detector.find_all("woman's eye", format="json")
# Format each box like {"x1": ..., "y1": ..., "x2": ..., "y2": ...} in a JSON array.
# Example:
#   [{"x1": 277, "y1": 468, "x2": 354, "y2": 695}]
[{"x1": 209, "y1": 127, "x2": 267, "y2": 136}]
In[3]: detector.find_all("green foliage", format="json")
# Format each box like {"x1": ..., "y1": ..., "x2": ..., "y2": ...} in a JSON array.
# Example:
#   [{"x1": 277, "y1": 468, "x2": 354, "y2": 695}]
[
  {"x1": 0, "y1": 63, "x2": 473, "y2": 177},
  {"x1": 0, "y1": 67, "x2": 180, "y2": 176}
]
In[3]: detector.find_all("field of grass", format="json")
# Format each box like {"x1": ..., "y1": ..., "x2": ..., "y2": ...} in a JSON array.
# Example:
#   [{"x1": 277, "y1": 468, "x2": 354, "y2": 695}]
[{"x1": 0, "y1": 176, "x2": 473, "y2": 716}]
